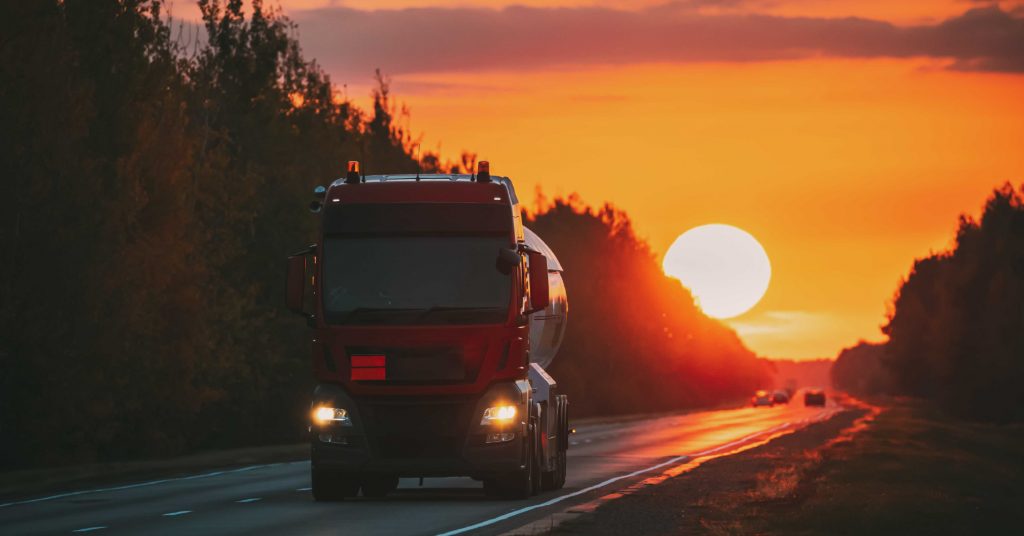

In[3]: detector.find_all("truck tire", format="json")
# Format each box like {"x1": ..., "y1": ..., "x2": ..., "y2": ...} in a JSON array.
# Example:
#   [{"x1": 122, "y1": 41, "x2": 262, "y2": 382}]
[
  {"x1": 541, "y1": 400, "x2": 568, "y2": 491},
  {"x1": 311, "y1": 466, "x2": 360, "y2": 501},
  {"x1": 484, "y1": 424, "x2": 537, "y2": 499},
  {"x1": 361, "y1": 475, "x2": 399, "y2": 498}
]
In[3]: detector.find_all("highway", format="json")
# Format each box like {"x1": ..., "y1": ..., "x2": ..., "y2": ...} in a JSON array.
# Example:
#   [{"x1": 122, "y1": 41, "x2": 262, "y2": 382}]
[{"x1": 0, "y1": 400, "x2": 841, "y2": 535}]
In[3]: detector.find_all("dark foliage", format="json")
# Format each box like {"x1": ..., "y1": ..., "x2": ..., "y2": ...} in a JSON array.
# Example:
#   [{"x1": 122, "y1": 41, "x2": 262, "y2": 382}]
[
  {"x1": 0, "y1": 0, "x2": 457, "y2": 469},
  {"x1": 882, "y1": 184, "x2": 1024, "y2": 422},
  {"x1": 527, "y1": 196, "x2": 769, "y2": 416},
  {"x1": 832, "y1": 185, "x2": 1024, "y2": 422}
]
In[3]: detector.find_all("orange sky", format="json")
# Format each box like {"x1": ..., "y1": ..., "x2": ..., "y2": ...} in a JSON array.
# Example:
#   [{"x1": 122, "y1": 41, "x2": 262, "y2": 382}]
[{"x1": 171, "y1": 1, "x2": 1024, "y2": 359}]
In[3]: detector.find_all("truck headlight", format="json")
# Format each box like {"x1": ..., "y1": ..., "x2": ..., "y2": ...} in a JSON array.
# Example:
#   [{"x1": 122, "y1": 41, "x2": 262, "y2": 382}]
[
  {"x1": 312, "y1": 406, "x2": 351, "y2": 426},
  {"x1": 481, "y1": 405, "x2": 517, "y2": 425}
]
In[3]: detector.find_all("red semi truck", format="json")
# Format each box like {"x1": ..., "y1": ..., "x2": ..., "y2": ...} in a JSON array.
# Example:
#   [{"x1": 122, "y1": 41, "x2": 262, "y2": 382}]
[{"x1": 286, "y1": 162, "x2": 569, "y2": 500}]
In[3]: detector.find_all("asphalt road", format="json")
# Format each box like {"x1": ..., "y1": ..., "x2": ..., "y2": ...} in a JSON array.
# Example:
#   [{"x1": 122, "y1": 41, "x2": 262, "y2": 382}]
[{"x1": 1, "y1": 399, "x2": 840, "y2": 535}]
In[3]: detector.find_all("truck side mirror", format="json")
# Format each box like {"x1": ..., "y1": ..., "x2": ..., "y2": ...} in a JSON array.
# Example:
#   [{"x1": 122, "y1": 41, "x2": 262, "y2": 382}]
[
  {"x1": 286, "y1": 254, "x2": 307, "y2": 315},
  {"x1": 527, "y1": 250, "x2": 549, "y2": 312},
  {"x1": 287, "y1": 244, "x2": 317, "y2": 320},
  {"x1": 496, "y1": 247, "x2": 519, "y2": 275}
]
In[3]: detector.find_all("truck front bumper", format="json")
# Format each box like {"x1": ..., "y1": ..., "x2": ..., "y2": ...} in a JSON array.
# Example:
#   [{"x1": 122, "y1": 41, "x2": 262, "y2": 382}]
[{"x1": 310, "y1": 381, "x2": 530, "y2": 479}]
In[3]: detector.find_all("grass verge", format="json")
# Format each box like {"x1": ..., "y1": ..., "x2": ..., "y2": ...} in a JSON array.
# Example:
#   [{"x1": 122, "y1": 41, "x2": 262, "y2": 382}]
[
  {"x1": 730, "y1": 400, "x2": 1024, "y2": 534},
  {"x1": 553, "y1": 399, "x2": 1024, "y2": 535}
]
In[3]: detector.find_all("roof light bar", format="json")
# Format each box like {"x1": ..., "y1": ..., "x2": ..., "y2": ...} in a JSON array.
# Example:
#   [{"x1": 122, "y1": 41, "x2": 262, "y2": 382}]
[
  {"x1": 476, "y1": 161, "x2": 491, "y2": 183},
  {"x1": 345, "y1": 161, "x2": 361, "y2": 184}
]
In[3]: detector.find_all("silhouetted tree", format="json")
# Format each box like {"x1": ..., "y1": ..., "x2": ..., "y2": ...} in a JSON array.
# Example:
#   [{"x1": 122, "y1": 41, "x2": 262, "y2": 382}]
[
  {"x1": 882, "y1": 184, "x2": 1024, "y2": 421},
  {"x1": 0, "y1": 0, "x2": 456, "y2": 468}
]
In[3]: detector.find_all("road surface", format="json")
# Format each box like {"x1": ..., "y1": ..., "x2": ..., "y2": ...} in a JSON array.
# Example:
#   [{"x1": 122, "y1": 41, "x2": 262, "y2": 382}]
[{"x1": 1, "y1": 400, "x2": 840, "y2": 535}]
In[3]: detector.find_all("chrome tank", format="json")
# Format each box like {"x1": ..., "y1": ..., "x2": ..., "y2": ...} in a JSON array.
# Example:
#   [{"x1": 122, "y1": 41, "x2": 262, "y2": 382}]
[{"x1": 524, "y1": 227, "x2": 567, "y2": 370}]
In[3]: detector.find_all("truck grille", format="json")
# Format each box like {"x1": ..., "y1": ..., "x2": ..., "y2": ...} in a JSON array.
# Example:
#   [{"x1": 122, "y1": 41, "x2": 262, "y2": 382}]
[{"x1": 359, "y1": 400, "x2": 474, "y2": 460}]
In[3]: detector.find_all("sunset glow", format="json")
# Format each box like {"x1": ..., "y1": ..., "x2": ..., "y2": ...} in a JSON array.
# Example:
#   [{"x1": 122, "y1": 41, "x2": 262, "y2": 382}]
[{"x1": 7, "y1": 3, "x2": 1023, "y2": 528}]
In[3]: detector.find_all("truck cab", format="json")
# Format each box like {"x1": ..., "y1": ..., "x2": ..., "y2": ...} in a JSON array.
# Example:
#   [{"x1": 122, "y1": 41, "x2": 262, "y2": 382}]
[{"x1": 287, "y1": 162, "x2": 569, "y2": 500}]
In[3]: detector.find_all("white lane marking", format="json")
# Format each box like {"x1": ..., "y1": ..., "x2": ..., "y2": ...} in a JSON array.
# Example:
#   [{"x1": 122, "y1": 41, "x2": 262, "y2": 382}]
[
  {"x1": 72, "y1": 526, "x2": 107, "y2": 533},
  {"x1": 569, "y1": 441, "x2": 578, "y2": 446},
  {"x1": 295, "y1": 487, "x2": 312, "y2": 492},
  {"x1": 236, "y1": 497, "x2": 262, "y2": 503},
  {"x1": 0, "y1": 461, "x2": 306, "y2": 508},
  {"x1": 435, "y1": 455, "x2": 691, "y2": 536},
  {"x1": 162, "y1": 510, "x2": 191, "y2": 517},
  {"x1": 436, "y1": 417, "x2": 813, "y2": 536}
]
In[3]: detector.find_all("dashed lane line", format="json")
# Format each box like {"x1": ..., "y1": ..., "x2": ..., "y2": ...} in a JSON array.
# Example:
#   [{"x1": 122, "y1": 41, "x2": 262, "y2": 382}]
[
  {"x1": 162, "y1": 510, "x2": 192, "y2": 517},
  {"x1": 71, "y1": 526, "x2": 107, "y2": 533},
  {"x1": 0, "y1": 461, "x2": 306, "y2": 508},
  {"x1": 236, "y1": 498, "x2": 262, "y2": 503}
]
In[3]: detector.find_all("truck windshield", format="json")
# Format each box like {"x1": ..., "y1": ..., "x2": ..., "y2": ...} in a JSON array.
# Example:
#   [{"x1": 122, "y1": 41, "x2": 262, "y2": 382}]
[{"x1": 322, "y1": 236, "x2": 512, "y2": 325}]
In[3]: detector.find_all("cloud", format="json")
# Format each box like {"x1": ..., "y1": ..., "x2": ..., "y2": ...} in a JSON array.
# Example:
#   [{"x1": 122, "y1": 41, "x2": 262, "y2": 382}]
[
  {"x1": 728, "y1": 310, "x2": 829, "y2": 336},
  {"x1": 289, "y1": 4, "x2": 1024, "y2": 76}
]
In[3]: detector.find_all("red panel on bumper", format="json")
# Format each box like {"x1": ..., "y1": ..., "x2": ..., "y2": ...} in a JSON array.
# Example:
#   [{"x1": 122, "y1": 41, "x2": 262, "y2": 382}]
[
  {"x1": 351, "y1": 367, "x2": 386, "y2": 381},
  {"x1": 351, "y1": 354, "x2": 386, "y2": 368}
]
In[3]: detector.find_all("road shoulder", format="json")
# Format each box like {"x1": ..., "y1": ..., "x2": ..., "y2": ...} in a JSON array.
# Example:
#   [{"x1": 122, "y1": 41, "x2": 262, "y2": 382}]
[
  {"x1": 532, "y1": 405, "x2": 867, "y2": 535},
  {"x1": 545, "y1": 400, "x2": 1024, "y2": 535}
]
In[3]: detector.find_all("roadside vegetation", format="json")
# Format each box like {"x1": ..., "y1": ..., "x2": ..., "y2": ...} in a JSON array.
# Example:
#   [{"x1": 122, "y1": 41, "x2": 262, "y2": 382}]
[
  {"x1": 1, "y1": 0, "x2": 439, "y2": 470},
  {"x1": 833, "y1": 184, "x2": 1024, "y2": 422},
  {"x1": 703, "y1": 402, "x2": 1024, "y2": 534},
  {"x1": 0, "y1": 1, "x2": 766, "y2": 470},
  {"x1": 555, "y1": 401, "x2": 1023, "y2": 535}
]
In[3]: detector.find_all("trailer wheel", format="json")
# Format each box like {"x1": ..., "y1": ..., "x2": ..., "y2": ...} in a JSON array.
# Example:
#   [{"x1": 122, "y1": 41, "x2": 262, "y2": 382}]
[
  {"x1": 361, "y1": 475, "x2": 399, "y2": 498},
  {"x1": 311, "y1": 466, "x2": 360, "y2": 501}
]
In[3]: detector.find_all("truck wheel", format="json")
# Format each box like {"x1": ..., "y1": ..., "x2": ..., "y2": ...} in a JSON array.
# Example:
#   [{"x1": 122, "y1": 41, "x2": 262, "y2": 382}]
[
  {"x1": 542, "y1": 397, "x2": 569, "y2": 491},
  {"x1": 484, "y1": 425, "x2": 536, "y2": 499},
  {"x1": 311, "y1": 466, "x2": 360, "y2": 501},
  {"x1": 361, "y1": 475, "x2": 399, "y2": 498}
]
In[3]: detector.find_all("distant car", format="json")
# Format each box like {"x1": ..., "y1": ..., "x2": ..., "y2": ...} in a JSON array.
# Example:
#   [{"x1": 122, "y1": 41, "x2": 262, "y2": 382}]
[
  {"x1": 771, "y1": 390, "x2": 790, "y2": 405},
  {"x1": 804, "y1": 389, "x2": 826, "y2": 406},
  {"x1": 751, "y1": 390, "x2": 773, "y2": 407}
]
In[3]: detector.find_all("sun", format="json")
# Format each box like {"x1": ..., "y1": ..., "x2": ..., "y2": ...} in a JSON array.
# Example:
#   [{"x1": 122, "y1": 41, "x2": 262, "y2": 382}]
[{"x1": 662, "y1": 224, "x2": 771, "y2": 319}]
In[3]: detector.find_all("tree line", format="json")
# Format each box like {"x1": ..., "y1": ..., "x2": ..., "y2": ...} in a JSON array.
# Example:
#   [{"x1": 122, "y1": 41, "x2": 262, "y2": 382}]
[
  {"x1": 833, "y1": 184, "x2": 1024, "y2": 422},
  {"x1": 0, "y1": 0, "x2": 450, "y2": 469},
  {"x1": 0, "y1": 0, "x2": 766, "y2": 469}
]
